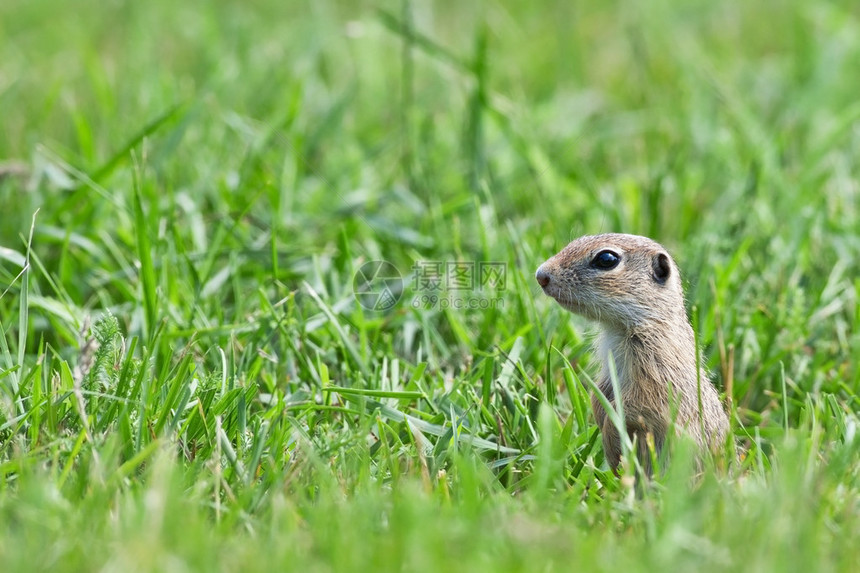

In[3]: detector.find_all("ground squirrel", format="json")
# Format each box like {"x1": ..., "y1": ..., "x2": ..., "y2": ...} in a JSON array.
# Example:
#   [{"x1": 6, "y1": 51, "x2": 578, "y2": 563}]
[{"x1": 536, "y1": 233, "x2": 729, "y2": 475}]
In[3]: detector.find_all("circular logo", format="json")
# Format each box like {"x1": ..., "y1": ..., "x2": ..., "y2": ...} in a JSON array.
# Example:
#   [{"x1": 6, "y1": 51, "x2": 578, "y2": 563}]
[{"x1": 353, "y1": 260, "x2": 403, "y2": 311}]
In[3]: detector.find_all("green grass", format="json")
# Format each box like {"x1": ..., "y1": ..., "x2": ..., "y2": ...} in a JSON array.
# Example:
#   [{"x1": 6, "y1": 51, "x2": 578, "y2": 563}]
[{"x1": 1, "y1": 0, "x2": 859, "y2": 570}]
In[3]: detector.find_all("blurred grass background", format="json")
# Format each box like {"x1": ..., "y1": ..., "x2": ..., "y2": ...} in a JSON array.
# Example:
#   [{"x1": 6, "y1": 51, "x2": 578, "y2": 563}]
[{"x1": 0, "y1": 0, "x2": 859, "y2": 571}]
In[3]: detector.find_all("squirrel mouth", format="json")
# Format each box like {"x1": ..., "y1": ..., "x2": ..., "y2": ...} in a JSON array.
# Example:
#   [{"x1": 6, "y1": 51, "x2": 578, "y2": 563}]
[
  {"x1": 544, "y1": 289, "x2": 581, "y2": 312},
  {"x1": 537, "y1": 275, "x2": 583, "y2": 313},
  {"x1": 554, "y1": 297, "x2": 580, "y2": 311}
]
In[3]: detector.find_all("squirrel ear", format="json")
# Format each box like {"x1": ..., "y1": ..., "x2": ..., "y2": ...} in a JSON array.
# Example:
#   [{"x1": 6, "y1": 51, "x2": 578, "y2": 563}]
[{"x1": 652, "y1": 253, "x2": 671, "y2": 284}]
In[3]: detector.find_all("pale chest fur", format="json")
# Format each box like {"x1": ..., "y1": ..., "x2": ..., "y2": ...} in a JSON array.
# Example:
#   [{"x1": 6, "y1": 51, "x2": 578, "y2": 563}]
[{"x1": 592, "y1": 324, "x2": 709, "y2": 438}]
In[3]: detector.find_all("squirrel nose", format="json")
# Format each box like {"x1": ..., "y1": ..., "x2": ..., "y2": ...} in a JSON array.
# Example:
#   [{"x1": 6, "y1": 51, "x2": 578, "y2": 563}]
[{"x1": 535, "y1": 267, "x2": 551, "y2": 288}]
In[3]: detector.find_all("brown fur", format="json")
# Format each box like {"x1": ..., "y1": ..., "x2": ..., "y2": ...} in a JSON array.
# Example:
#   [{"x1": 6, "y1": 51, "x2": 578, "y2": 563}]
[{"x1": 536, "y1": 233, "x2": 728, "y2": 474}]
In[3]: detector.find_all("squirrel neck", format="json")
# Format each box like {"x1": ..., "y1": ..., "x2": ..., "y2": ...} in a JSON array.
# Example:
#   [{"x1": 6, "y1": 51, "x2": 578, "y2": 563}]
[{"x1": 596, "y1": 316, "x2": 698, "y2": 390}]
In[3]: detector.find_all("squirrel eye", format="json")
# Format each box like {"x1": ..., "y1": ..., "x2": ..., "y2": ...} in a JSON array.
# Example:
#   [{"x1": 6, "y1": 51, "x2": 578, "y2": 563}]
[{"x1": 590, "y1": 250, "x2": 620, "y2": 270}]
